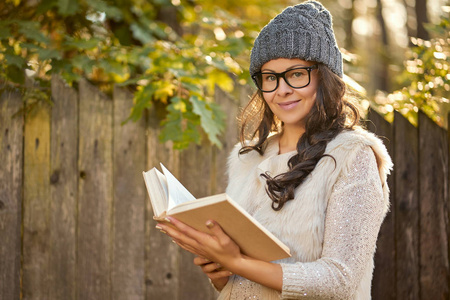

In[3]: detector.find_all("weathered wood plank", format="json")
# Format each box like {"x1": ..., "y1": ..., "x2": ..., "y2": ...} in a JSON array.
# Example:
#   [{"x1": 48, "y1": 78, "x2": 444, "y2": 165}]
[
  {"x1": 77, "y1": 79, "x2": 113, "y2": 299},
  {"x1": 394, "y1": 111, "x2": 420, "y2": 299},
  {"x1": 23, "y1": 100, "x2": 51, "y2": 299},
  {"x1": 145, "y1": 102, "x2": 180, "y2": 299},
  {"x1": 367, "y1": 112, "x2": 395, "y2": 299},
  {"x1": 112, "y1": 86, "x2": 146, "y2": 300},
  {"x1": 419, "y1": 111, "x2": 449, "y2": 299},
  {"x1": 0, "y1": 90, "x2": 23, "y2": 300},
  {"x1": 212, "y1": 87, "x2": 240, "y2": 194},
  {"x1": 237, "y1": 82, "x2": 255, "y2": 108},
  {"x1": 366, "y1": 110, "x2": 397, "y2": 300},
  {"x1": 179, "y1": 139, "x2": 216, "y2": 300},
  {"x1": 48, "y1": 76, "x2": 78, "y2": 300}
]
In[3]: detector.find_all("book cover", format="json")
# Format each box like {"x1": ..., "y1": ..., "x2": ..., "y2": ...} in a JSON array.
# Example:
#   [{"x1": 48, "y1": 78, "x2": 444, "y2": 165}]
[{"x1": 143, "y1": 164, "x2": 291, "y2": 262}]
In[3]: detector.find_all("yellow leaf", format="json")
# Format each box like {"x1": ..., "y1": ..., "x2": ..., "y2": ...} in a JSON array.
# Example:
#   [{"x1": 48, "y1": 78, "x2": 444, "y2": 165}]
[
  {"x1": 207, "y1": 70, "x2": 234, "y2": 94},
  {"x1": 6, "y1": 0, "x2": 21, "y2": 6},
  {"x1": 112, "y1": 72, "x2": 130, "y2": 83},
  {"x1": 154, "y1": 82, "x2": 177, "y2": 104},
  {"x1": 173, "y1": 100, "x2": 187, "y2": 112}
]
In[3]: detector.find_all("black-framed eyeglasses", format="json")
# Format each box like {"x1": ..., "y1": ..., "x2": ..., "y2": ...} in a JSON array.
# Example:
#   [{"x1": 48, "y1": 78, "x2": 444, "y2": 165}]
[{"x1": 252, "y1": 65, "x2": 318, "y2": 92}]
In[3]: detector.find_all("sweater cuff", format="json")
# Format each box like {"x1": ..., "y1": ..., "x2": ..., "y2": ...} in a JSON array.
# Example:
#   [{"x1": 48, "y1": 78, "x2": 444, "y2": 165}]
[{"x1": 281, "y1": 262, "x2": 308, "y2": 298}]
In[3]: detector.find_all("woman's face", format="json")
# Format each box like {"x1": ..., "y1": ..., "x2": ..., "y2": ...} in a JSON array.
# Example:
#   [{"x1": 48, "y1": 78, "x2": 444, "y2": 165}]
[{"x1": 260, "y1": 58, "x2": 319, "y2": 132}]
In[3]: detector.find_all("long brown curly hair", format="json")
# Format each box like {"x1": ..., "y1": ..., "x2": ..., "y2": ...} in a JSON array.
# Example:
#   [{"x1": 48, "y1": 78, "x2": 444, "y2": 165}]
[{"x1": 239, "y1": 63, "x2": 360, "y2": 211}]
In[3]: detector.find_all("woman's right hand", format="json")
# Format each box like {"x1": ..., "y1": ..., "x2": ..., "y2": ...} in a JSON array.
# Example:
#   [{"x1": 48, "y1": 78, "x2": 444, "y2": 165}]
[{"x1": 193, "y1": 256, "x2": 232, "y2": 291}]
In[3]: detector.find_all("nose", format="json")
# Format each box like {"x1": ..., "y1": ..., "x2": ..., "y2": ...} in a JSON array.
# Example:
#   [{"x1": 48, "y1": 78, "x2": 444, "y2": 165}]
[{"x1": 276, "y1": 77, "x2": 293, "y2": 96}]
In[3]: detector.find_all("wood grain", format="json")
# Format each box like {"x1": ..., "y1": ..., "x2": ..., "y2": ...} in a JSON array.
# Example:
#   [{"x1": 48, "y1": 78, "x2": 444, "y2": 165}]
[
  {"x1": 0, "y1": 90, "x2": 24, "y2": 300},
  {"x1": 48, "y1": 76, "x2": 78, "y2": 300},
  {"x1": 112, "y1": 86, "x2": 146, "y2": 300},
  {"x1": 77, "y1": 79, "x2": 113, "y2": 299},
  {"x1": 367, "y1": 110, "x2": 397, "y2": 300},
  {"x1": 419, "y1": 111, "x2": 449, "y2": 299}
]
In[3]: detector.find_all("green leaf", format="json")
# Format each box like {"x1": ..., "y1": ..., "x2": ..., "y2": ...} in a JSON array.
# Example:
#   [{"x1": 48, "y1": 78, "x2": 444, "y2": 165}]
[
  {"x1": 36, "y1": 0, "x2": 58, "y2": 14},
  {"x1": 4, "y1": 53, "x2": 26, "y2": 68},
  {"x1": 60, "y1": 69, "x2": 81, "y2": 85},
  {"x1": 0, "y1": 26, "x2": 11, "y2": 40},
  {"x1": 37, "y1": 48, "x2": 62, "y2": 60},
  {"x1": 181, "y1": 81, "x2": 203, "y2": 95},
  {"x1": 17, "y1": 21, "x2": 50, "y2": 44},
  {"x1": 99, "y1": 59, "x2": 125, "y2": 74},
  {"x1": 20, "y1": 42, "x2": 41, "y2": 50},
  {"x1": 87, "y1": 0, "x2": 123, "y2": 21},
  {"x1": 127, "y1": 84, "x2": 156, "y2": 122},
  {"x1": 160, "y1": 97, "x2": 201, "y2": 149},
  {"x1": 113, "y1": 24, "x2": 132, "y2": 46},
  {"x1": 57, "y1": 0, "x2": 79, "y2": 16},
  {"x1": 190, "y1": 95, "x2": 224, "y2": 148},
  {"x1": 71, "y1": 55, "x2": 95, "y2": 73},
  {"x1": 63, "y1": 37, "x2": 101, "y2": 50},
  {"x1": 130, "y1": 23, "x2": 155, "y2": 45},
  {"x1": 6, "y1": 65, "x2": 25, "y2": 84}
]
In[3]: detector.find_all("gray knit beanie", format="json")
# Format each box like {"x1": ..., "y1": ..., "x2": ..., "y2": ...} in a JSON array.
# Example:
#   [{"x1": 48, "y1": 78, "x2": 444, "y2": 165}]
[{"x1": 250, "y1": 0, "x2": 343, "y2": 77}]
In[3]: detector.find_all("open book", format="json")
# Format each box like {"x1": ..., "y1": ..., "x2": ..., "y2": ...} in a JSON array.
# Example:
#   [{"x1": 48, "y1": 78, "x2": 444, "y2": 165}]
[{"x1": 143, "y1": 163, "x2": 291, "y2": 262}]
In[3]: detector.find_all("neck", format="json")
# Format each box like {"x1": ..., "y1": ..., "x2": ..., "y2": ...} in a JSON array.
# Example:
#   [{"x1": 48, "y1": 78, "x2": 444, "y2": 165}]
[{"x1": 278, "y1": 125, "x2": 305, "y2": 154}]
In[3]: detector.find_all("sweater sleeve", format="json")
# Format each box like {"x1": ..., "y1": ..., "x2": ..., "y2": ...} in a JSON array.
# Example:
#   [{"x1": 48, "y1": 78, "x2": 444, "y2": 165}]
[{"x1": 280, "y1": 146, "x2": 386, "y2": 299}]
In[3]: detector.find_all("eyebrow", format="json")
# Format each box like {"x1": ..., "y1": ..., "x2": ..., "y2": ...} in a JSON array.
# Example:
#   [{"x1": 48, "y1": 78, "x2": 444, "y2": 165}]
[{"x1": 261, "y1": 63, "x2": 310, "y2": 73}]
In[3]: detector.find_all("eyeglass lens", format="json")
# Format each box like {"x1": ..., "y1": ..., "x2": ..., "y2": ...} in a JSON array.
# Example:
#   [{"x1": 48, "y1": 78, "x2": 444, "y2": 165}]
[{"x1": 254, "y1": 67, "x2": 313, "y2": 92}]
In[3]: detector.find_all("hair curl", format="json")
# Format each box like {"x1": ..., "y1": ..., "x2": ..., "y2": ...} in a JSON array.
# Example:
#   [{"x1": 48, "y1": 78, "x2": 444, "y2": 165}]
[{"x1": 238, "y1": 64, "x2": 360, "y2": 211}]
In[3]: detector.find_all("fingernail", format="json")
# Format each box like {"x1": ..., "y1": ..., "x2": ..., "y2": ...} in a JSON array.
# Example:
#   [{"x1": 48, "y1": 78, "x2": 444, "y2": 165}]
[
  {"x1": 160, "y1": 229, "x2": 167, "y2": 234},
  {"x1": 229, "y1": 272, "x2": 233, "y2": 275},
  {"x1": 206, "y1": 220, "x2": 214, "y2": 228},
  {"x1": 155, "y1": 225, "x2": 162, "y2": 230},
  {"x1": 164, "y1": 217, "x2": 171, "y2": 223},
  {"x1": 172, "y1": 240, "x2": 177, "y2": 244}
]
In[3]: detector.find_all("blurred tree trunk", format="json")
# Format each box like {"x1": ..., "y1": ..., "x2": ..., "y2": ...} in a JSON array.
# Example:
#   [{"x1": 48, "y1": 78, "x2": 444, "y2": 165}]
[
  {"x1": 375, "y1": 0, "x2": 389, "y2": 92},
  {"x1": 157, "y1": 4, "x2": 183, "y2": 36},
  {"x1": 402, "y1": 0, "x2": 417, "y2": 44},
  {"x1": 343, "y1": 0, "x2": 355, "y2": 50},
  {"x1": 415, "y1": 0, "x2": 429, "y2": 39}
]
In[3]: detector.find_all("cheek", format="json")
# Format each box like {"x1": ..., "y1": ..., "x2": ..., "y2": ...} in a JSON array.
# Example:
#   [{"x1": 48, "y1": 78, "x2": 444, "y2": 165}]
[
  {"x1": 303, "y1": 84, "x2": 318, "y2": 104},
  {"x1": 262, "y1": 92, "x2": 274, "y2": 104}
]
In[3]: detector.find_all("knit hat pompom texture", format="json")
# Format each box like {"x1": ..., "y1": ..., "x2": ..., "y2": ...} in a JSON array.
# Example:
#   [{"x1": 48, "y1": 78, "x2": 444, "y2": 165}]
[{"x1": 250, "y1": 0, "x2": 343, "y2": 77}]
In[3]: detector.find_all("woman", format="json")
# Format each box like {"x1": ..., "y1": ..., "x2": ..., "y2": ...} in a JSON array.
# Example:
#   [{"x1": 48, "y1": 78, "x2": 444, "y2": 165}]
[{"x1": 156, "y1": 1, "x2": 393, "y2": 299}]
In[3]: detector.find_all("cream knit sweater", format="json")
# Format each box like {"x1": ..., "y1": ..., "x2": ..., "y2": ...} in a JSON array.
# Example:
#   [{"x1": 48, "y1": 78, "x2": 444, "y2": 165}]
[{"x1": 218, "y1": 128, "x2": 392, "y2": 300}]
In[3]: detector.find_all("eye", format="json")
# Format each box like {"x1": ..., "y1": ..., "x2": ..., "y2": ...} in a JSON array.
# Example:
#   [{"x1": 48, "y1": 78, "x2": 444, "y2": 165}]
[
  {"x1": 290, "y1": 70, "x2": 306, "y2": 78},
  {"x1": 262, "y1": 74, "x2": 277, "y2": 82}
]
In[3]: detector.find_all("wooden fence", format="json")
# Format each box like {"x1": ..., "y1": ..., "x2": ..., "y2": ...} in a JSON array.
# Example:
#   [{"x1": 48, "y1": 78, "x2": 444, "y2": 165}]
[{"x1": 0, "y1": 77, "x2": 448, "y2": 300}]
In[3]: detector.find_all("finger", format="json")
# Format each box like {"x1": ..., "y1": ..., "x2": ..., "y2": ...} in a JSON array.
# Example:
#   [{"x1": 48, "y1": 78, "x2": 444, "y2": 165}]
[
  {"x1": 201, "y1": 262, "x2": 223, "y2": 273},
  {"x1": 207, "y1": 270, "x2": 234, "y2": 280},
  {"x1": 157, "y1": 222, "x2": 200, "y2": 247},
  {"x1": 166, "y1": 216, "x2": 212, "y2": 242},
  {"x1": 193, "y1": 256, "x2": 211, "y2": 266},
  {"x1": 173, "y1": 239, "x2": 203, "y2": 256},
  {"x1": 157, "y1": 223, "x2": 210, "y2": 258}
]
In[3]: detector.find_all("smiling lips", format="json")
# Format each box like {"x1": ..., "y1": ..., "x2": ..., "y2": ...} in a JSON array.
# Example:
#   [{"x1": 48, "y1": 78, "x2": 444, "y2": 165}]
[{"x1": 278, "y1": 100, "x2": 301, "y2": 110}]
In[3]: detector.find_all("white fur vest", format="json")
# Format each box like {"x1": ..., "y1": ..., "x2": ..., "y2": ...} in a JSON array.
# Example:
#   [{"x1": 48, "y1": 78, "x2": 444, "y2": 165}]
[{"x1": 222, "y1": 128, "x2": 392, "y2": 299}]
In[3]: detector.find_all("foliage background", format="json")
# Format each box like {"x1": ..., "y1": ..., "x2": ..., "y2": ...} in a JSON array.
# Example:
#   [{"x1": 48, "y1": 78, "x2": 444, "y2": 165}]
[{"x1": 0, "y1": 0, "x2": 449, "y2": 148}]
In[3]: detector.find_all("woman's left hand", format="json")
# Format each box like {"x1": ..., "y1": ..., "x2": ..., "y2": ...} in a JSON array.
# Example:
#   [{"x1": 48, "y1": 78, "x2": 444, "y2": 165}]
[
  {"x1": 156, "y1": 217, "x2": 243, "y2": 269},
  {"x1": 157, "y1": 217, "x2": 284, "y2": 292}
]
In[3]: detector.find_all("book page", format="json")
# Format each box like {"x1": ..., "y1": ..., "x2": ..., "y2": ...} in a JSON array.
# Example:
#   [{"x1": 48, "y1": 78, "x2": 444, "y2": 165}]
[
  {"x1": 160, "y1": 163, "x2": 196, "y2": 211},
  {"x1": 155, "y1": 169, "x2": 169, "y2": 200},
  {"x1": 142, "y1": 168, "x2": 169, "y2": 217}
]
